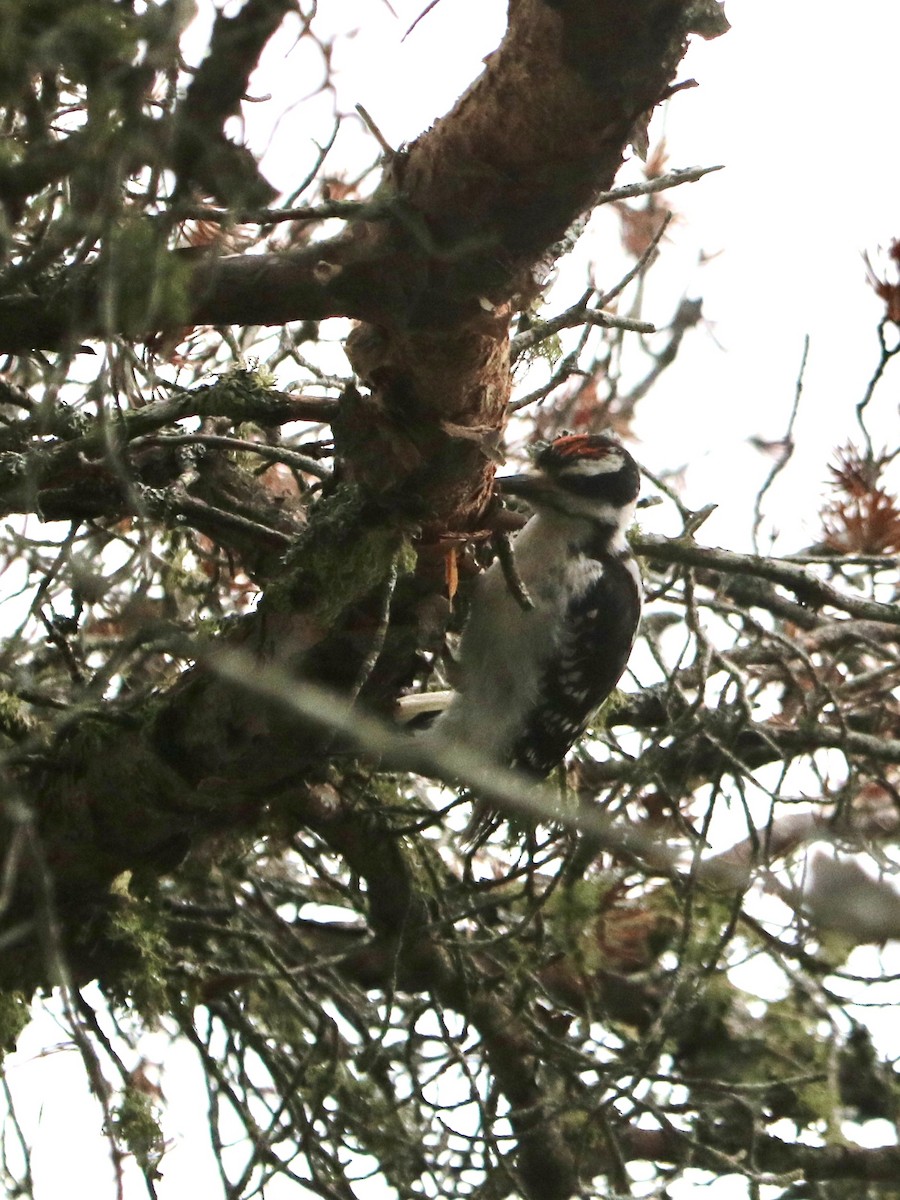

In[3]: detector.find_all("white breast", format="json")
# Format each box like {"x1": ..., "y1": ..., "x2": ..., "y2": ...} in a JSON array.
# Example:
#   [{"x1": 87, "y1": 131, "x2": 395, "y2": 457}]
[{"x1": 426, "y1": 510, "x2": 608, "y2": 761}]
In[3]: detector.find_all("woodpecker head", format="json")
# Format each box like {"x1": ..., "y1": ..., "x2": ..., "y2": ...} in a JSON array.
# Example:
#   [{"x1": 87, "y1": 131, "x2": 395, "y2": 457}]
[{"x1": 498, "y1": 434, "x2": 640, "y2": 528}]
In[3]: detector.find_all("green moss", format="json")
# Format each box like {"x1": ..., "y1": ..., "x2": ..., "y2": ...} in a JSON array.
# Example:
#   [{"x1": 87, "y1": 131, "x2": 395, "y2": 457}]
[
  {"x1": 49, "y1": 713, "x2": 194, "y2": 854},
  {"x1": 814, "y1": 927, "x2": 857, "y2": 972},
  {"x1": 56, "y1": 712, "x2": 112, "y2": 760},
  {"x1": 101, "y1": 218, "x2": 192, "y2": 336},
  {"x1": 546, "y1": 878, "x2": 612, "y2": 975},
  {"x1": 111, "y1": 1084, "x2": 164, "y2": 1176},
  {"x1": 0, "y1": 1, "x2": 138, "y2": 92},
  {"x1": 588, "y1": 688, "x2": 631, "y2": 736},
  {"x1": 193, "y1": 367, "x2": 289, "y2": 423},
  {"x1": 0, "y1": 990, "x2": 29, "y2": 1056},
  {"x1": 105, "y1": 884, "x2": 170, "y2": 1019},
  {"x1": 266, "y1": 484, "x2": 416, "y2": 628},
  {"x1": 0, "y1": 140, "x2": 22, "y2": 169},
  {"x1": 50, "y1": 5, "x2": 138, "y2": 83},
  {"x1": 760, "y1": 996, "x2": 835, "y2": 1125},
  {"x1": 0, "y1": 691, "x2": 34, "y2": 743},
  {"x1": 0, "y1": 452, "x2": 28, "y2": 489},
  {"x1": 515, "y1": 306, "x2": 563, "y2": 372}
]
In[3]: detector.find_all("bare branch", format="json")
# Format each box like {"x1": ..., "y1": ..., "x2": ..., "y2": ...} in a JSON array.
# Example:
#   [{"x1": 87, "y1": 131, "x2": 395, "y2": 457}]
[
  {"x1": 634, "y1": 532, "x2": 900, "y2": 625},
  {"x1": 594, "y1": 162, "x2": 724, "y2": 206}
]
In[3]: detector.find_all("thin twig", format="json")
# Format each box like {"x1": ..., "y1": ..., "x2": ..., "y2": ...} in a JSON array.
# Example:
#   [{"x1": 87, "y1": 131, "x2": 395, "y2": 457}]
[
  {"x1": 752, "y1": 334, "x2": 808, "y2": 552},
  {"x1": 170, "y1": 196, "x2": 391, "y2": 227},
  {"x1": 159, "y1": 490, "x2": 293, "y2": 549},
  {"x1": 594, "y1": 163, "x2": 724, "y2": 207},
  {"x1": 355, "y1": 103, "x2": 396, "y2": 158},
  {"x1": 507, "y1": 348, "x2": 587, "y2": 412},
  {"x1": 510, "y1": 220, "x2": 667, "y2": 362},
  {"x1": 132, "y1": 433, "x2": 331, "y2": 479},
  {"x1": 617, "y1": 296, "x2": 704, "y2": 414},
  {"x1": 780, "y1": 552, "x2": 899, "y2": 566},
  {"x1": 856, "y1": 316, "x2": 900, "y2": 459},
  {"x1": 510, "y1": 301, "x2": 651, "y2": 361},
  {"x1": 597, "y1": 211, "x2": 673, "y2": 309}
]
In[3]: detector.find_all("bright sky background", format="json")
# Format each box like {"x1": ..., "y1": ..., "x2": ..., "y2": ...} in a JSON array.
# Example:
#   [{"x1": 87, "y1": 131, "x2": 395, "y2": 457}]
[{"x1": 6, "y1": 3, "x2": 900, "y2": 1198}]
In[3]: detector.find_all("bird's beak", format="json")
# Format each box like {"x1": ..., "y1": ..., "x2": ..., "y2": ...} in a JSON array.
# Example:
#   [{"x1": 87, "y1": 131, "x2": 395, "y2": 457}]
[{"x1": 497, "y1": 473, "x2": 555, "y2": 503}]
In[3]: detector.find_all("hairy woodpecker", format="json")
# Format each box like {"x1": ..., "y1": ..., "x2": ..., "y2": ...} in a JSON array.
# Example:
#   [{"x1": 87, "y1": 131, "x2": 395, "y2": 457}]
[{"x1": 426, "y1": 433, "x2": 642, "y2": 826}]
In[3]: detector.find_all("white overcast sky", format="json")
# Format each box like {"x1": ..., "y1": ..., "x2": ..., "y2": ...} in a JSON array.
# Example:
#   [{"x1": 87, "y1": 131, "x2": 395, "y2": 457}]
[{"x1": 7, "y1": 3, "x2": 900, "y2": 1198}]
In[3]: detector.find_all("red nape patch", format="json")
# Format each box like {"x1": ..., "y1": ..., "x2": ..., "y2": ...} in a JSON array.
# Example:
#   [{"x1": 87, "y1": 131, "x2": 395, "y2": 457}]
[{"x1": 549, "y1": 434, "x2": 614, "y2": 459}]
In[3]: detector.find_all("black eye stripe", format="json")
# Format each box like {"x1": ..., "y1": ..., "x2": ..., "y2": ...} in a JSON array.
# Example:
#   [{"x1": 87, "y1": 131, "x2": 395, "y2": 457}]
[{"x1": 549, "y1": 468, "x2": 640, "y2": 504}]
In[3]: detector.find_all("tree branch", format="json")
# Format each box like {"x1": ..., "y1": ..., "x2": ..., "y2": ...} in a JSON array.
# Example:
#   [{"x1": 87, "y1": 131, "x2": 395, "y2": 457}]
[{"x1": 634, "y1": 532, "x2": 900, "y2": 626}]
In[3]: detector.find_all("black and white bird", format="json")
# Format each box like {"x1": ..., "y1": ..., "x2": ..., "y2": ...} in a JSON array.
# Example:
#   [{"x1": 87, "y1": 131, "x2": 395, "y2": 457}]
[{"x1": 424, "y1": 433, "x2": 642, "y2": 829}]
